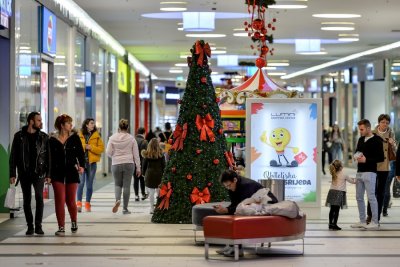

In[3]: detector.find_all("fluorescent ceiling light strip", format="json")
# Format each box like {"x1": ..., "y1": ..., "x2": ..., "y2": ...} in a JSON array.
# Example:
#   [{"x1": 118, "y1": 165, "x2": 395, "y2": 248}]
[
  {"x1": 313, "y1": 14, "x2": 361, "y2": 18},
  {"x1": 128, "y1": 54, "x2": 152, "y2": 77},
  {"x1": 282, "y1": 40, "x2": 400, "y2": 79}
]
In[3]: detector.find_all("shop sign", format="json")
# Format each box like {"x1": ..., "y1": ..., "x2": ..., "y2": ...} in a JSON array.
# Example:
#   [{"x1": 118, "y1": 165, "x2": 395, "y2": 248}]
[
  {"x1": 130, "y1": 69, "x2": 136, "y2": 96},
  {"x1": 246, "y1": 98, "x2": 321, "y2": 205},
  {"x1": 40, "y1": 6, "x2": 57, "y2": 57},
  {"x1": 0, "y1": 0, "x2": 12, "y2": 28},
  {"x1": 118, "y1": 60, "x2": 128, "y2": 93}
]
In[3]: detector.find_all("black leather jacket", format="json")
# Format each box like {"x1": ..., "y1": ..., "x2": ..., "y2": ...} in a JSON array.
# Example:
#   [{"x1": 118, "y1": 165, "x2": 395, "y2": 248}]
[{"x1": 9, "y1": 126, "x2": 50, "y2": 179}]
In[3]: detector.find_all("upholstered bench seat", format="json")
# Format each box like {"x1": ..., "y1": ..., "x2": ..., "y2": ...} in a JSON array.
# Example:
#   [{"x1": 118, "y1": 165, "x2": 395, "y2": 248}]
[{"x1": 203, "y1": 215, "x2": 306, "y2": 260}]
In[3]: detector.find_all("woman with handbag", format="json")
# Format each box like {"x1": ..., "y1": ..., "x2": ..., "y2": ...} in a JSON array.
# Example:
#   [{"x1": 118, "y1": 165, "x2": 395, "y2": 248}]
[{"x1": 367, "y1": 114, "x2": 396, "y2": 222}]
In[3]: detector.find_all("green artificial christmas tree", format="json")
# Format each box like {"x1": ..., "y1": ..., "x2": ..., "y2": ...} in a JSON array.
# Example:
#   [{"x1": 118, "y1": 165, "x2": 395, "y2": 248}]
[{"x1": 151, "y1": 40, "x2": 234, "y2": 224}]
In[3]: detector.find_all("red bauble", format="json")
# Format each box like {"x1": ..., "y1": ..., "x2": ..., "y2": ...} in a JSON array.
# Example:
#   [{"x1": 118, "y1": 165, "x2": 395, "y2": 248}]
[
  {"x1": 272, "y1": 18, "x2": 277, "y2": 22},
  {"x1": 177, "y1": 99, "x2": 182, "y2": 104},
  {"x1": 244, "y1": 21, "x2": 248, "y2": 26},
  {"x1": 216, "y1": 97, "x2": 220, "y2": 103},
  {"x1": 218, "y1": 129, "x2": 223, "y2": 134},
  {"x1": 186, "y1": 173, "x2": 192, "y2": 180},
  {"x1": 213, "y1": 159, "x2": 220, "y2": 165},
  {"x1": 261, "y1": 45, "x2": 269, "y2": 55},
  {"x1": 196, "y1": 149, "x2": 202, "y2": 154},
  {"x1": 210, "y1": 137, "x2": 216, "y2": 142},
  {"x1": 207, "y1": 182, "x2": 212, "y2": 187},
  {"x1": 261, "y1": 28, "x2": 267, "y2": 35},
  {"x1": 255, "y1": 57, "x2": 266, "y2": 69},
  {"x1": 272, "y1": 26, "x2": 276, "y2": 31},
  {"x1": 201, "y1": 77, "x2": 207, "y2": 83},
  {"x1": 267, "y1": 23, "x2": 272, "y2": 28},
  {"x1": 168, "y1": 139, "x2": 173, "y2": 145},
  {"x1": 202, "y1": 104, "x2": 207, "y2": 109},
  {"x1": 252, "y1": 19, "x2": 263, "y2": 31},
  {"x1": 171, "y1": 167, "x2": 176, "y2": 173},
  {"x1": 253, "y1": 32, "x2": 261, "y2": 39}
]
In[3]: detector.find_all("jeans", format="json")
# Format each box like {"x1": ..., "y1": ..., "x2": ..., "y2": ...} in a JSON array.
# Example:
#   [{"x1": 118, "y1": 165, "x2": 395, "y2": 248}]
[
  {"x1": 356, "y1": 172, "x2": 378, "y2": 224},
  {"x1": 148, "y1": 187, "x2": 159, "y2": 212},
  {"x1": 112, "y1": 163, "x2": 134, "y2": 210},
  {"x1": 367, "y1": 171, "x2": 388, "y2": 221},
  {"x1": 383, "y1": 161, "x2": 396, "y2": 210},
  {"x1": 77, "y1": 162, "x2": 97, "y2": 202},
  {"x1": 133, "y1": 173, "x2": 146, "y2": 197},
  {"x1": 331, "y1": 143, "x2": 343, "y2": 161},
  {"x1": 20, "y1": 177, "x2": 44, "y2": 227}
]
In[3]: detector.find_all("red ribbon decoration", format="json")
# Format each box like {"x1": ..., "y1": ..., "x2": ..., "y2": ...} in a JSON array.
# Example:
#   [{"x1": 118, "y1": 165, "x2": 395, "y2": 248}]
[
  {"x1": 195, "y1": 41, "x2": 211, "y2": 66},
  {"x1": 171, "y1": 123, "x2": 188, "y2": 151},
  {"x1": 190, "y1": 187, "x2": 211, "y2": 204},
  {"x1": 195, "y1": 114, "x2": 215, "y2": 142},
  {"x1": 158, "y1": 182, "x2": 173, "y2": 210},
  {"x1": 224, "y1": 151, "x2": 235, "y2": 168}
]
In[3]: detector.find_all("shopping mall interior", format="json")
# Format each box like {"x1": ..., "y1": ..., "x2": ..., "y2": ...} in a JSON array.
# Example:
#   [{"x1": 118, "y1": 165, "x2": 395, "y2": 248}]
[{"x1": 1, "y1": 0, "x2": 400, "y2": 266}]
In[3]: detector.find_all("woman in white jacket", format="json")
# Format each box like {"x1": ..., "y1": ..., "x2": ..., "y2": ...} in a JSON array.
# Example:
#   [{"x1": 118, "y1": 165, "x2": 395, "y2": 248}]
[{"x1": 106, "y1": 119, "x2": 141, "y2": 214}]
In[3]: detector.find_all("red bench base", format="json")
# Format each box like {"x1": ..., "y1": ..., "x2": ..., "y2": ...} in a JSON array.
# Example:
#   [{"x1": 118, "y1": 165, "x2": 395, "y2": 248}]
[{"x1": 203, "y1": 215, "x2": 306, "y2": 260}]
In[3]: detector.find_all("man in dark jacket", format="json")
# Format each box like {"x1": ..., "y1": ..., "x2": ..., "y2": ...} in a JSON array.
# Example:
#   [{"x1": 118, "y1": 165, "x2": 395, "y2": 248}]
[
  {"x1": 351, "y1": 119, "x2": 384, "y2": 230},
  {"x1": 134, "y1": 127, "x2": 148, "y2": 201},
  {"x1": 9, "y1": 112, "x2": 51, "y2": 236},
  {"x1": 213, "y1": 170, "x2": 278, "y2": 256}
]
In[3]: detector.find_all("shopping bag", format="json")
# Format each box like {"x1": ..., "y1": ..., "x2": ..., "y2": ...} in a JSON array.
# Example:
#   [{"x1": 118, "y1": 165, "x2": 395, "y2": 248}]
[
  {"x1": 393, "y1": 178, "x2": 400, "y2": 198},
  {"x1": 4, "y1": 186, "x2": 16, "y2": 209}
]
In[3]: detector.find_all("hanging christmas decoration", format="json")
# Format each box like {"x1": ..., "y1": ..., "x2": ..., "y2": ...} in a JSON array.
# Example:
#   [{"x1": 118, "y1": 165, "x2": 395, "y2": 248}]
[{"x1": 244, "y1": 0, "x2": 276, "y2": 65}]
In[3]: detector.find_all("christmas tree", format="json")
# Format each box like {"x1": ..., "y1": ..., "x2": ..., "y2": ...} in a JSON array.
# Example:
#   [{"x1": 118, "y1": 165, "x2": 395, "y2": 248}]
[{"x1": 151, "y1": 40, "x2": 234, "y2": 224}]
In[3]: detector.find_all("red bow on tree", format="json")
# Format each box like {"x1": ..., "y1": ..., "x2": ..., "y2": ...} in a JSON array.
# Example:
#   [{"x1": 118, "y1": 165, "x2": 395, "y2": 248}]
[
  {"x1": 158, "y1": 182, "x2": 173, "y2": 210},
  {"x1": 224, "y1": 151, "x2": 235, "y2": 168},
  {"x1": 190, "y1": 187, "x2": 211, "y2": 204},
  {"x1": 195, "y1": 41, "x2": 211, "y2": 66},
  {"x1": 171, "y1": 123, "x2": 188, "y2": 151},
  {"x1": 195, "y1": 114, "x2": 215, "y2": 142}
]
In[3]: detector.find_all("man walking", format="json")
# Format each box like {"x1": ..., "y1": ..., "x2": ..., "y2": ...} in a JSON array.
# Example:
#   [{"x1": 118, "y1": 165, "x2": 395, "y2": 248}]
[
  {"x1": 351, "y1": 119, "x2": 384, "y2": 230},
  {"x1": 9, "y1": 112, "x2": 51, "y2": 235},
  {"x1": 134, "y1": 127, "x2": 148, "y2": 201}
]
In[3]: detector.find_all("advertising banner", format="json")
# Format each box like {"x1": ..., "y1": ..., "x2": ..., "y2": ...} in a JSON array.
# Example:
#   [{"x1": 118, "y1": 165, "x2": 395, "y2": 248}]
[
  {"x1": 118, "y1": 60, "x2": 128, "y2": 93},
  {"x1": 40, "y1": 6, "x2": 57, "y2": 57},
  {"x1": 130, "y1": 68, "x2": 136, "y2": 96},
  {"x1": 0, "y1": 0, "x2": 12, "y2": 28},
  {"x1": 246, "y1": 98, "x2": 321, "y2": 205}
]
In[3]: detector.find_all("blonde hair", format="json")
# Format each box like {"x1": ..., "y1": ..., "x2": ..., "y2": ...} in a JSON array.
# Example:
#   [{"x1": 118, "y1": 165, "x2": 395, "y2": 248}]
[
  {"x1": 119, "y1": 119, "x2": 129, "y2": 131},
  {"x1": 141, "y1": 138, "x2": 163, "y2": 159},
  {"x1": 329, "y1": 160, "x2": 343, "y2": 183}
]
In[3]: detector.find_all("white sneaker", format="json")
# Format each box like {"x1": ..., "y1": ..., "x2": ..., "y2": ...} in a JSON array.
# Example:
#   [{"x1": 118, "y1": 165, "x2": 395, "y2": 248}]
[
  {"x1": 351, "y1": 222, "x2": 367, "y2": 228},
  {"x1": 362, "y1": 222, "x2": 380, "y2": 230}
]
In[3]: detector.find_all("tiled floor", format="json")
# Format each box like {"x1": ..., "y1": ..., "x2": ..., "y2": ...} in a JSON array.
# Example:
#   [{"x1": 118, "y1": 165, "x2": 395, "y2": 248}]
[{"x1": 1, "y1": 167, "x2": 400, "y2": 267}]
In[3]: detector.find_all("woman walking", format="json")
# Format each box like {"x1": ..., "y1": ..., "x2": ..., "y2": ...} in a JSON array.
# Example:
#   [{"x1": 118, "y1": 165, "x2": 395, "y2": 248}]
[
  {"x1": 77, "y1": 118, "x2": 104, "y2": 212},
  {"x1": 49, "y1": 114, "x2": 85, "y2": 236},
  {"x1": 106, "y1": 119, "x2": 141, "y2": 214},
  {"x1": 330, "y1": 124, "x2": 344, "y2": 161},
  {"x1": 141, "y1": 138, "x2": 165, "y2": 214}
]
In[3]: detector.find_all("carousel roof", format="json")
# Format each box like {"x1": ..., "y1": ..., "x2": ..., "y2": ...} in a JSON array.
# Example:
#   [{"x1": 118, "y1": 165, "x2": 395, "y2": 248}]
[{"x1": 231, "y1": 68, "x2": 283, "y2": 92}]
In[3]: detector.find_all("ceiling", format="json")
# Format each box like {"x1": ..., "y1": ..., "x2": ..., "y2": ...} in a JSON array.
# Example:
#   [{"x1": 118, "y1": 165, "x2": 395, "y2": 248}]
[{"x1": 73, "y1": 0, "x2": 400, "y2": 84}]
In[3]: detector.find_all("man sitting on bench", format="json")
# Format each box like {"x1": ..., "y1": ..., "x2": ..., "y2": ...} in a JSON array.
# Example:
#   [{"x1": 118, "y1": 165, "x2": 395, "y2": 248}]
[{"x1": 213, "y1": 170, "x2": 278, "y2": 257}]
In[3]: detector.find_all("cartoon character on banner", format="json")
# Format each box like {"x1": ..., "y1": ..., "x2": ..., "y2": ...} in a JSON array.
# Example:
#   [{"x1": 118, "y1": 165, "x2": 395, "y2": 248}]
[{"x1": 260, "y1": 127, "x2": 307, "y2": 167}]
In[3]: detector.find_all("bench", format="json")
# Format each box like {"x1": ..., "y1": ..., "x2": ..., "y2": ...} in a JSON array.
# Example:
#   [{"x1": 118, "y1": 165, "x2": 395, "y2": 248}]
[{"x1": 203, "y1": 215, "x2": 306, "y2": 260}]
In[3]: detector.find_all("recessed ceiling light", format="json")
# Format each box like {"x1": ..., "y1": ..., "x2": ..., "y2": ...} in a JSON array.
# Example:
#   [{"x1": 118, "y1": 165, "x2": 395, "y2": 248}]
[
  {"x1": 186, "y1": 33, "x2": 226, "y2": 38},
  {"x1": 267, "y1": 61, "x2": 290, "y2": 67},
  {"x1": 338, "y1": 33, "x2": 359, "y2": 42},
  {"x1": 297, "y1": 51, "x2": 327, "y2": 55},
  {"x1": 393, "y1": 63, "x2": 400, "y2": 66},
  {"x1": 262, "y1": 66, "x2": 277, "y2": 70},
  {"x1": 267, "y1": 72, "x2": 287, "y2": 76},
  {"x1": 160, "y1": 2, "x2": 187, "y2": 12},
  {"x1": 313, "y1": 14, "x2": 361, "y2": 18},
  {"x1": 268, "y1": 0, "x2": 308, "y2": 9},
  {"x1": 212, "y1": 50, "x2": 227, "y2": 54},
  {"x1": 233, "y1": 32, "x2": 249, "y2": 37},
  {"x1": 211, "y1": 71, "x2": 219, "y2": 75},
  {"x1": 169, "y1": 69, "x2": 183, "y2": 73},
  {"x1": 321, "y1": 22, "x2": 355, "y2": 31},
  {"x1": 175, "y1": 63, "x2": 188, "y2": 67}
]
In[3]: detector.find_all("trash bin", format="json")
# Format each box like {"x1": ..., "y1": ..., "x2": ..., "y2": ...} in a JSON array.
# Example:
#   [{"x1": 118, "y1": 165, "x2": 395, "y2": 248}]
[{"x1": 258, "y1": 179, "x2": 285, "y2": 202}]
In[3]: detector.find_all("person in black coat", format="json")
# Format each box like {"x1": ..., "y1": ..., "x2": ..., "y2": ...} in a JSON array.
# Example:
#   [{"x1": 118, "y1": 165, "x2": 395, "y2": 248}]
[
  {"x1": 49, "y1": 114, "x2": 85, "y2": 236},
  {"x1": 9, "y1": 112, "x2": 50, "y2": 236}
]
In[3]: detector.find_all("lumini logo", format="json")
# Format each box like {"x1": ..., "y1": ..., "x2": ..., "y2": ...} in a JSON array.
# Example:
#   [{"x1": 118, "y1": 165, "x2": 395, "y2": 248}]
[{"x1": 270, "y1": 112, "x2": 296, "y2": 120}]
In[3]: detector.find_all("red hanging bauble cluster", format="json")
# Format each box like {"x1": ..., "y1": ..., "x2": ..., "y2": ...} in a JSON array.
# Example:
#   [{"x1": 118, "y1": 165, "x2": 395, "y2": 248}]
[{"x1": 244, "y1": 1, "x2": 277, "y2": 65}]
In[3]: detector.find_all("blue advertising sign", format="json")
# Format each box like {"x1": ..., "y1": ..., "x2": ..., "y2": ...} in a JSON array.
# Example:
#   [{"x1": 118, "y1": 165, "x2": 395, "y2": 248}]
[
  {"x1": 40, "y1": 6, "x2": 56, "y2": 57},
  {"x1": 0, "y1": 0, "x2": 12, "y2": 28}
]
